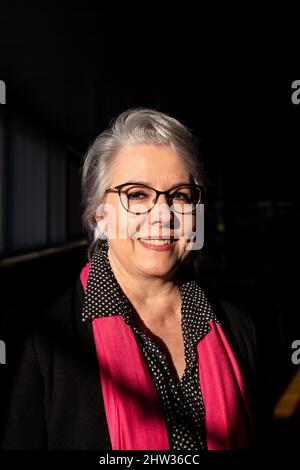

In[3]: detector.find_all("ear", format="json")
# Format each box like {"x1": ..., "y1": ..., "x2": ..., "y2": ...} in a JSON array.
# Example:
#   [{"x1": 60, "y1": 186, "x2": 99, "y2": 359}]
[
  {"x1": 95, "y1": 215, "x2": 103, "y2": 223},
  {"x1": 94, "y1": 214, "x2": 108, "y2": 238}
]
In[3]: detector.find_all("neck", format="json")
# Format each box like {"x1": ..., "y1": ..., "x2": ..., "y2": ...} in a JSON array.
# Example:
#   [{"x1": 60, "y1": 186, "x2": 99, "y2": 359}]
[{"x1": 107, "y1": 249, "x2": 181, "y2": 324}]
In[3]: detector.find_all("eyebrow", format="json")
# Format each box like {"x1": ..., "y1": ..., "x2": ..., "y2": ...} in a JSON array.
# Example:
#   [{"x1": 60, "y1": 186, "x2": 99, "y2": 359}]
[{"x1": 125, "y1": 181, "x2": 191, "y2": 189}]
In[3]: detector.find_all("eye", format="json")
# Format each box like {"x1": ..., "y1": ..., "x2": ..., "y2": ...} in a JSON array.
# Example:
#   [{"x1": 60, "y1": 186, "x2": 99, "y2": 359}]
[
  {"x1": 127, "y1": 191, "x2": 149, "y2": 200},
  {"x1": 172, "y1": 191, "x2": 191, "y2": 202}
]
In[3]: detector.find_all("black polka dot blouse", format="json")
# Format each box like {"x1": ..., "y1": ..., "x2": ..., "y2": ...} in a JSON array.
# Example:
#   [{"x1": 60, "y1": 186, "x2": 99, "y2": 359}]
[{"x1": 82, "y1": 239, "x2": 220, "y2": 450}]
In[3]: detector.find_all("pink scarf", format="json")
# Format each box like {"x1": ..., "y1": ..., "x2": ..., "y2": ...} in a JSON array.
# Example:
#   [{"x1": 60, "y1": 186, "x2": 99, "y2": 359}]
[{"x1": 80, "y1": 263, "x2": 253, "y2": 450}]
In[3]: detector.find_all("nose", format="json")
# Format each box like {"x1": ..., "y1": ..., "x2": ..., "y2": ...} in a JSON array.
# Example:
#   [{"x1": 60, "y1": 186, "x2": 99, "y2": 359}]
[
  {"x1": 150, "y1": 194, "x2": 173, "y2": 225},
  {"x1": 156, "y1": 192, "x2": 171, "y2": 207}
]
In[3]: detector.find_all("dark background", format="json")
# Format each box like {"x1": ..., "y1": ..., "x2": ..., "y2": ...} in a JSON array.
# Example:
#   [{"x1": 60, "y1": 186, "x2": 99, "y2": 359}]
[{"x1": 0, "y1": 2, "x2": 299, "y2": 451}]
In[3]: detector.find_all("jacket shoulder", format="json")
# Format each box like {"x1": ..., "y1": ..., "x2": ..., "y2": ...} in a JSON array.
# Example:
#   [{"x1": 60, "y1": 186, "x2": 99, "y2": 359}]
[{"x1": 203, "y1": 287, "x2": 258, "y2": 379}]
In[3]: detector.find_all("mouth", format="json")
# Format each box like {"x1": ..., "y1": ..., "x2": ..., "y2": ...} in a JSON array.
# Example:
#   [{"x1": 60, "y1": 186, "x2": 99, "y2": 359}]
[{"x1": 137, "y1": 237, "x2": 178, "y2": 251}]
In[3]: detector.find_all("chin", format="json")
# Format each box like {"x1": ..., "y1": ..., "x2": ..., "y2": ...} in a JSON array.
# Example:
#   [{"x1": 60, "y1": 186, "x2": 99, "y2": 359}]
[{"x1": 134, "y1": 258, "x2": 176, "y2": 278}]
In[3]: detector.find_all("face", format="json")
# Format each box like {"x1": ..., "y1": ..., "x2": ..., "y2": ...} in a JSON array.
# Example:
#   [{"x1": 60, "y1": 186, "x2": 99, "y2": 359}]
[{"x1": 95, "y1": 144, "x2": 197, "y2": 280}]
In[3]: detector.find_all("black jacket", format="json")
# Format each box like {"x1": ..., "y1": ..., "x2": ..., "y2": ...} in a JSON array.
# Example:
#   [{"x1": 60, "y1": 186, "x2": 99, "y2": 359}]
[{"x1": 0, "y1": 276, "x2": 270, "y2": 450}]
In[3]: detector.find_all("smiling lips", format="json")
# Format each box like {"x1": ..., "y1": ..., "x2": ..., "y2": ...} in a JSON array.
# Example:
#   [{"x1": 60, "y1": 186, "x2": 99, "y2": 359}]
[{"x1": 137, "y1": 238, "x2": 178, "y2": 251}]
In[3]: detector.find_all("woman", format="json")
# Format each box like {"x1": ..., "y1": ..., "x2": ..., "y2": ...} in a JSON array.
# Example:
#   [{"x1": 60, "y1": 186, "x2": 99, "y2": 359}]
[{"x1": 1, "y1": 108, "x2": 259, "y2": 450}]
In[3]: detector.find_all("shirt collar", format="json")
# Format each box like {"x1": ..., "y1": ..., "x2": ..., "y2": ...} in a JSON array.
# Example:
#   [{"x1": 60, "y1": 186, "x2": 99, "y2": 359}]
[{"x1": 82, "y1": 239, "x2": 132, "y2": 323}]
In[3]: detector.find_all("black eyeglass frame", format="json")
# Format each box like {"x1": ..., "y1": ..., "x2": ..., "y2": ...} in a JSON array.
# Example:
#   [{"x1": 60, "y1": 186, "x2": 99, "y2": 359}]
[{"x1": 105, "y1": 182, "x2": 205, "y2": 214}]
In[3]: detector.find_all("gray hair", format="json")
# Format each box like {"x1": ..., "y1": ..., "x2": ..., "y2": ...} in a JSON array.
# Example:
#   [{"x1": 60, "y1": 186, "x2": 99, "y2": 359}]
[{"x1": 81, "y1": 107, "x2": 206, "y2": 260}]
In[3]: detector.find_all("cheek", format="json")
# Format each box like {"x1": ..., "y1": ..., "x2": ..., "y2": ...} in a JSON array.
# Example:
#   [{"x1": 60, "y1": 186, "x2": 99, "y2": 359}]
[
  {"x1": 106, "y1": 203, "x2": 146, "y2": 241},
  {"x1": 117, "y1": 210, "x2": 150, "y2": 240},
  {"x1": 177, "y1": 239, "x2": 190, "y2": 260},
  {"x1": 175, "y1": 214, "x2": 196, "y2": 240}
]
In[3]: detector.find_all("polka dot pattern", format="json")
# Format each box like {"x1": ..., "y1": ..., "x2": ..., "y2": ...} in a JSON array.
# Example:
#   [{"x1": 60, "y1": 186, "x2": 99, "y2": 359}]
[{"x1": 82, "y1": 239, "x2": 221, "y2": 450}]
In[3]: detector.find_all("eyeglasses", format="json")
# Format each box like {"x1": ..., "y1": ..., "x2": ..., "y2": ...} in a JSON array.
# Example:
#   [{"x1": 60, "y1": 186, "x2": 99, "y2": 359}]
[{"x1": 105, "y1": 182, "x2": 204, "y2": 215}]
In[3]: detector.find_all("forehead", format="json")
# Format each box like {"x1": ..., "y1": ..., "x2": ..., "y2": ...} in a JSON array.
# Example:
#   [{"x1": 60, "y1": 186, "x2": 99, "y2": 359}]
[{"x1": 111, "y1": 144, "x2": 190, "y2": 187}]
